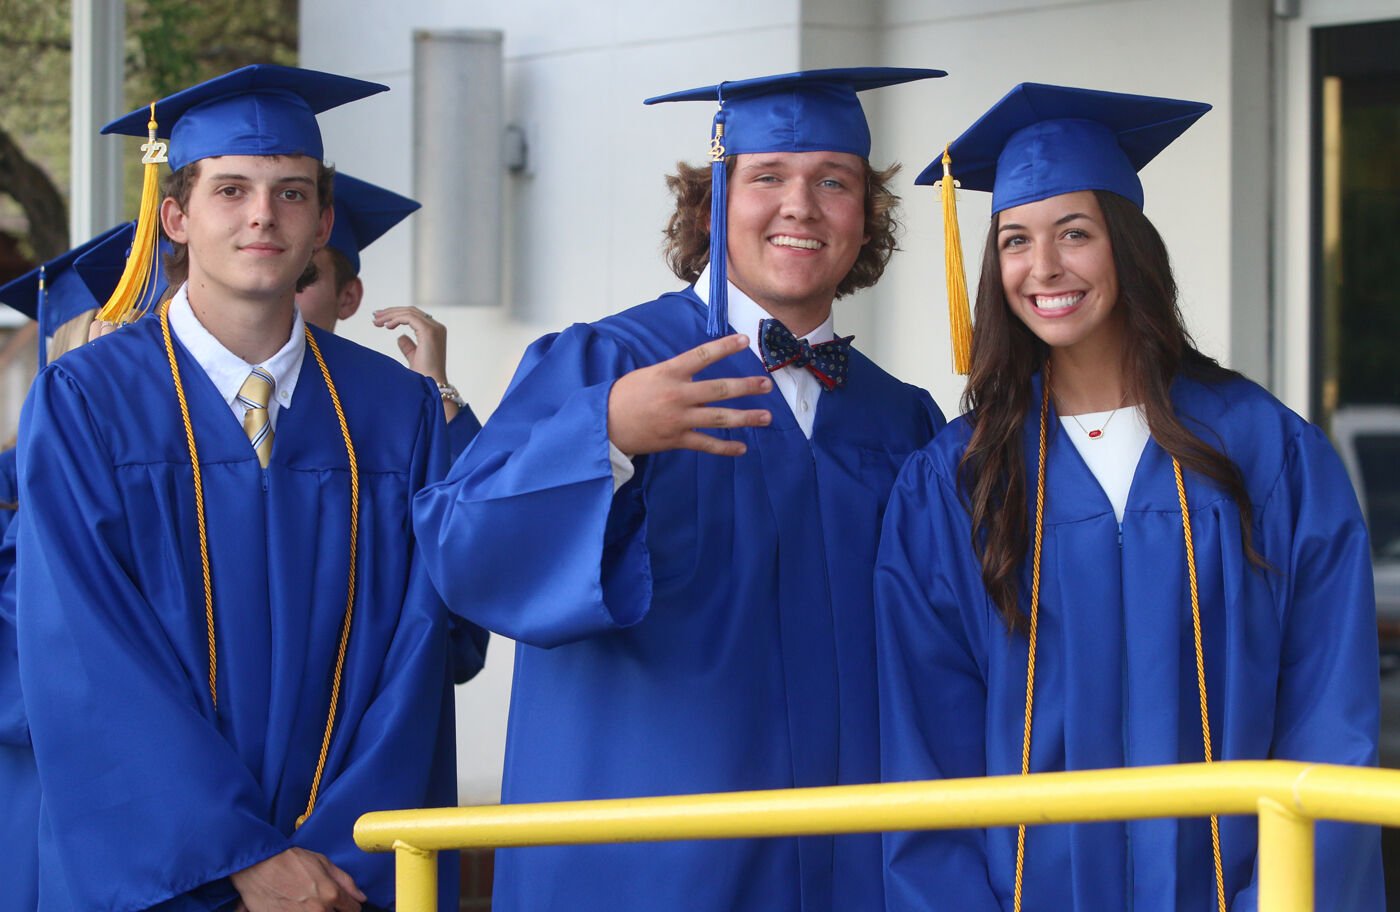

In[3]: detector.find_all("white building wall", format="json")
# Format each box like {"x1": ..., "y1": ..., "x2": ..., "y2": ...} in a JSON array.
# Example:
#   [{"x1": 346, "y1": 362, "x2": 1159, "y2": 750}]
[{"x1": 299, "y1": 0, "x2": 1273, "y2": 803}]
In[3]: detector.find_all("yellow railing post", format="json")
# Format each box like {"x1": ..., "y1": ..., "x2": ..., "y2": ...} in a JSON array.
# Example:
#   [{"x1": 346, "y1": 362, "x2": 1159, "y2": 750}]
[
  {"x1": 393, "y1": 839, "x2": 438, "y2": 912},
  {"x1": 1257, "y1": 797, "x2": 1314, "y2": 912}
]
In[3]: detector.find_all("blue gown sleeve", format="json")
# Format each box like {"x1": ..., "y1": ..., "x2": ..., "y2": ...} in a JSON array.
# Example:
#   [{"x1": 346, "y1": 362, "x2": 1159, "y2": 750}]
[
  {"x1": 442, "y1": 401, "x2": 490, "y2": 683},
  {"x1": 876, "y1": 451, "x2": 1001, "y2": 912},
  {"x1": 413, "y1": 325, "x2": 653, "y2": 647},
  {"x1": 0, "y1": 448, "x2": 21, "y2": 748},
  {"x1": 0, "y1": 517, "x2": 24, "y2": 748},
  {"x1": 17, "y1": 367, "x2": 288, "y2": 911},
  {"x1": 1232, "y1": 423, "x2": 1384, "y2": 910}
]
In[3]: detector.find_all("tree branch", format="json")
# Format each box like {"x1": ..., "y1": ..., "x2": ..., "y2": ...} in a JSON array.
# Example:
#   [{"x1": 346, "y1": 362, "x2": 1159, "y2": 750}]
[{"x1": 0, "y1": 124, "x2": 68, "y2": 261}]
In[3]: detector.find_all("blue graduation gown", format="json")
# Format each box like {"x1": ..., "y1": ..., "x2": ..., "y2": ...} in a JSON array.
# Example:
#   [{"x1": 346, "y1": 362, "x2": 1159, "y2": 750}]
[
  {"x1": 415, "y1": 288, "x2": 944, "y2": 912},
  {"x1": 877, "y1": 373, "x2": 1383, "y2": 911},
  {"x1": 17, "y1": 318, "x2": 462, "y2": 911},
  {"x1": 0, "y1": 448, "x2": 38, "y2": 912}
]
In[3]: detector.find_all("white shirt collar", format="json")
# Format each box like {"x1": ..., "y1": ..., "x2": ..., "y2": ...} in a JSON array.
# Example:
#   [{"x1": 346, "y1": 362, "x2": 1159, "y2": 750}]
[
  {"x1": 167, "y1": 283, "x2": 307, "y2": 427},
  {"x1": 692, "y1": 265, "x2": 836, "y2": 361}
]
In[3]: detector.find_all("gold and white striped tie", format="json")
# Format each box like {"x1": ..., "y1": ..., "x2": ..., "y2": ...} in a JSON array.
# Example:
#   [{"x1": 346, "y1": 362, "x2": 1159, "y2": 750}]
[{"x1": 237, "y1": 367, "x2": 275, "y2": 468}]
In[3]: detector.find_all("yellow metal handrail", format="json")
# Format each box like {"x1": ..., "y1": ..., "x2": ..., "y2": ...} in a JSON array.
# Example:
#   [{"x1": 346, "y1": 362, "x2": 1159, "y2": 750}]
[{"x1": 355, "y1": 760, "x2": 1400, "y2": 912}]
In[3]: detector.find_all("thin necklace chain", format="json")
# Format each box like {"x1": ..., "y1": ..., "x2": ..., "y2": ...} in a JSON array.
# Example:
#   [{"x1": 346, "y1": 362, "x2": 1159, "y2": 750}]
[{"x1": 1063, "y1": 392, "x2": 1130, "y2": 439}]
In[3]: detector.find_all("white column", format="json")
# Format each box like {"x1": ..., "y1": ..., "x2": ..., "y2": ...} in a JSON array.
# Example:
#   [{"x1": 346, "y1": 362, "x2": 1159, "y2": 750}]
[
  {"x1": 413, "y1": 29, "x2": 505, "y2": 311},
  {"x1": 70, "y1": 0, "x2": 126, "y2": 243}
]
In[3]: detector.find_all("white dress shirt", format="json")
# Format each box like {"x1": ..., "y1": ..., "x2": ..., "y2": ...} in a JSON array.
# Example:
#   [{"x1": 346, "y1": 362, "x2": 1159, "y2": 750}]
[
  {"x1": 166, "y1": 283, "x2": 307, "y2": 433},
  {"x1": 1059, "y1": 405, "x2": 1149, "y2": 523},
  {"x1": 608, "y1": 267, "x2": 836, "y2": 490}
]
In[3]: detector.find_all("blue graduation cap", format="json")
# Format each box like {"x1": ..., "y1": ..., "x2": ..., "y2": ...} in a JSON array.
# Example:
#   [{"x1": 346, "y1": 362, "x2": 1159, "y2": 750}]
[
  {"x1": 326, "y1": 174, "x2": 421, "y2": 276},
  {"x1": 72, "y1": 222, "x2": 171, "y2": 351},
  {"x1": 101, "y1": 64, "x2": 389, "y2": 171},
  {"x1": 0, "y1": 224, "x2": 130, "y2": 367},
  {"x1": 915, "y1": 83, "x2": 1212, "y2": 374},
  {"x1": 645, "y1": 66, "x2": 946, "y2": 337},
  {"x1": 96, "y1": 65, "x2": 388, "y2": 327},
  {"x1": 915, "y1": 83, "x2": 1212, "y2": 213}
]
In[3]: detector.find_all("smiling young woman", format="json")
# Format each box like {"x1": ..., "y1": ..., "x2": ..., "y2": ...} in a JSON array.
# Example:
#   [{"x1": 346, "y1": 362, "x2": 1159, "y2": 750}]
[{"x1": 876, "y1": 84, "x2": 1383, "y2": 912}]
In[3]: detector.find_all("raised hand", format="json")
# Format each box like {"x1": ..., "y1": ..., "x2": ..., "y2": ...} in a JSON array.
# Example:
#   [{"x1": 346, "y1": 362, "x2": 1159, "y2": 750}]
[
  {"x1": 372, "y1": 306, "x2": 456, "y2": 420},
  {"x1": 607, "y1": 334, "x2": 772, "y2": 458},
  {"x1": 372, "y1": 306, "x2": 448, "y2": 383}
]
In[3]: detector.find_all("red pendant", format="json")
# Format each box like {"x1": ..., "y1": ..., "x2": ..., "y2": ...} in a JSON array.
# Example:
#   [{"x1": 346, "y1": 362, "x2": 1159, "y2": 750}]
[{"x1": 1088, "y1": 429, "x2": 1103, "y2": 439}]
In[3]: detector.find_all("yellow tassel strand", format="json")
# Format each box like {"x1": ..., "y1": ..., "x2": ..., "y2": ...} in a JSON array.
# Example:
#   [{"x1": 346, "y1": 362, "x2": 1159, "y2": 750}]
[
  {"x1": 939, "y1": 145, "x2": 973, "y2": 375},
  {"x1": 98, "y1": 102, "x2": 167, "y2": 325}
]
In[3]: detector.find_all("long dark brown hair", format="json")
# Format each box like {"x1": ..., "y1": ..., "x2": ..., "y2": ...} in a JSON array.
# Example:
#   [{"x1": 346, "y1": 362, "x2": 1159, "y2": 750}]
[{"x1": 959, "y1": 190, "x2": 1264, "y2": 630}]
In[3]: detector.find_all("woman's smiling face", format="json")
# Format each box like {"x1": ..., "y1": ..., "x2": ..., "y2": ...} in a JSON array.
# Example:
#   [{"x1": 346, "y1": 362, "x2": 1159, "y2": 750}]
[{"x1": 997, "y1": 189, "x2": 1123, "y2": 358}]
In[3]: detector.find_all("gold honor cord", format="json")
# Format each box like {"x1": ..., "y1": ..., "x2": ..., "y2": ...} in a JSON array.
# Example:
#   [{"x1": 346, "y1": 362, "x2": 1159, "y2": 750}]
[
  {"x1": 159, "y1": 302, "x2": 360, "y2": 828},
  {"x1": 160, "y1": 301, "x2": 217, "y2": 709},
  {"x1": 296, "y1": 327, "x2": 360, "y2": 829},
  {"x1": 1013, "y1": 377, "x2": 1051, "y2": 911},
  {"x1": 1175, "y1": 458, "x2": 1228, "y2": 912},
  {"x1": 1014, "y1": 373, "x2": 1224, "y2": 912}
]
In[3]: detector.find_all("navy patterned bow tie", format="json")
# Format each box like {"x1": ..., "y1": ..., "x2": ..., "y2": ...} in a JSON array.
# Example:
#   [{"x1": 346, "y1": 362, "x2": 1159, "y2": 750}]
[{"x1": 757, "y1": 318, "x2": 854, "y2": 391}]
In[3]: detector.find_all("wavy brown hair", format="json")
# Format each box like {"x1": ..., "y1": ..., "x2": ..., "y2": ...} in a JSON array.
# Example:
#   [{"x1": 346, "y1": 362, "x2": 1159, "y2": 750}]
[
  {"x1": 161, "y1": 157, "x2": 335, "y2": 293},
  {"x1": 958, "y1": 190, "x2": 1265, "y2": 631},
  {"x1": 662, "y1": 157, "x2": 902, "y2": 297}
]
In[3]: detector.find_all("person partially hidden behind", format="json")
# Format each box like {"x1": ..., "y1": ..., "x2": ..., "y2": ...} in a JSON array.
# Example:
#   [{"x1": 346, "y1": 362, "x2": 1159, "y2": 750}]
[{"x1": 292, "y1": 172, "x2": 483, "y2": 460}]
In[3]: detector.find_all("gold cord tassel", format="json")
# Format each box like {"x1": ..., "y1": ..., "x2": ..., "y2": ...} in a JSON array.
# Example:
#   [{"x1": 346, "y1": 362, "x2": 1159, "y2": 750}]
[
  {"x1": 98, "y1": 102, "x2": 167, "y2": 325},
  {"x1": 939, "y1": 145, "x2": 973, "y2": 375}
]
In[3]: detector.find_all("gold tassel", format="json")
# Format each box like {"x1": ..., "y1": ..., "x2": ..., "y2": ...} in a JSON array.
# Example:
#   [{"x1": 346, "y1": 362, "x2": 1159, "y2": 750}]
[
  {"x1": 939, "y1": 145, "x2": 973, "y2": 375},
  {"x1": 98, "y1": 103, "x2": 167, "y2": 325}
]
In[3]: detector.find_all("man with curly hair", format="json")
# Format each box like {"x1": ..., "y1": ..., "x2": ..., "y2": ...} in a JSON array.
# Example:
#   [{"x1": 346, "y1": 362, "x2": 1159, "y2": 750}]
[{"x1": 415, "y1": 67, "x2": 947, "y2": 912}]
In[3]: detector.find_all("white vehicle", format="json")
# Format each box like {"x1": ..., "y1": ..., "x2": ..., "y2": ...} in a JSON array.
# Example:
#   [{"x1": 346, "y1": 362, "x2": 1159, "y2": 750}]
[{"x1": 1330, "y1": 405, "x2": 1400, "y2": 673}]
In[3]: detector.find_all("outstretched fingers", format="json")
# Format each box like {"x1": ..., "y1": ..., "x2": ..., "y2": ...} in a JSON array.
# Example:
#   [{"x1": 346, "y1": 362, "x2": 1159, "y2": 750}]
[
  {"x1": 666, "y1": 334, "x2": 752, "y2": 380},
  {"x1": 683, "y1": 374, "x2": 774, "y2": 406},
  {"x1": 677, "y1": 430, "x2": 749, "y2": 457}
]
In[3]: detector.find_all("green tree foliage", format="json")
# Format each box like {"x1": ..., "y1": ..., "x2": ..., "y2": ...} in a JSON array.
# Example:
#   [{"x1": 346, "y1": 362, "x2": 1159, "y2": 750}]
[{"x1": 0, "y1": 0, "x2": 297, "y2": 265}]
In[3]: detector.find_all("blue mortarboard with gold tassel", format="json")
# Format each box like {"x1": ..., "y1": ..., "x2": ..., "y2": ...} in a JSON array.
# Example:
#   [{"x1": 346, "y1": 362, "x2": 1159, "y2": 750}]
[
  {"x1": 71, "y1": 221, "x2": 171, "y2": 356},
  {"x1": 644, "y1": 66, "x2": 946, "y2": 338},
  {"x1": 326, "y1": 173, "x2": 421, "y2": 276},
  {"x1": 0, "y1": 223, "x2": 135, "y2": 367},
  {"x1": 916, "y1": 82, "x2": 1211, "y2": 374},
  {"x1": 96, "y1": 64, "x2": 389, "y2": 327}
]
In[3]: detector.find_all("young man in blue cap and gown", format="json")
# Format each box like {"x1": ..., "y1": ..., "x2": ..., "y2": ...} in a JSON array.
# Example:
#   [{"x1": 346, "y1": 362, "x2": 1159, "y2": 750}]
[
  {"x1": 17, "y1": 64, "x2": 474, "y2": 911},
  {"x1": 414, "y1": 67, "x2": 947, "y2": 912},
  {"x1": 876, "y1": 83, "x2": 1382, "y2": 910},
  {"x1": 0, "y1": 221, "x2": 162, "y2": 912}
]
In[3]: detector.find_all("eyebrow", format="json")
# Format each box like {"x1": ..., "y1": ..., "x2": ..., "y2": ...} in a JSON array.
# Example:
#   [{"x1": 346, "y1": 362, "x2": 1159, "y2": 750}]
[
  {"x1": 738, "y1": 158, "x2": 862, "y2": 174},
  {"x1": 998, "y1": 211, "x2": 1094, "y2": 233},
  {"x1": 204, "y1": 172, "x2": 316, "y2": 185}
]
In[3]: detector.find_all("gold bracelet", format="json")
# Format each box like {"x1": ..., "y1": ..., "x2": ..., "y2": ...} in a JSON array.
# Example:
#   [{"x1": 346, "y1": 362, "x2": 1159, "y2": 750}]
[{"x1": 436, "y1": 381, "x2": 466, "y2": 408}]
